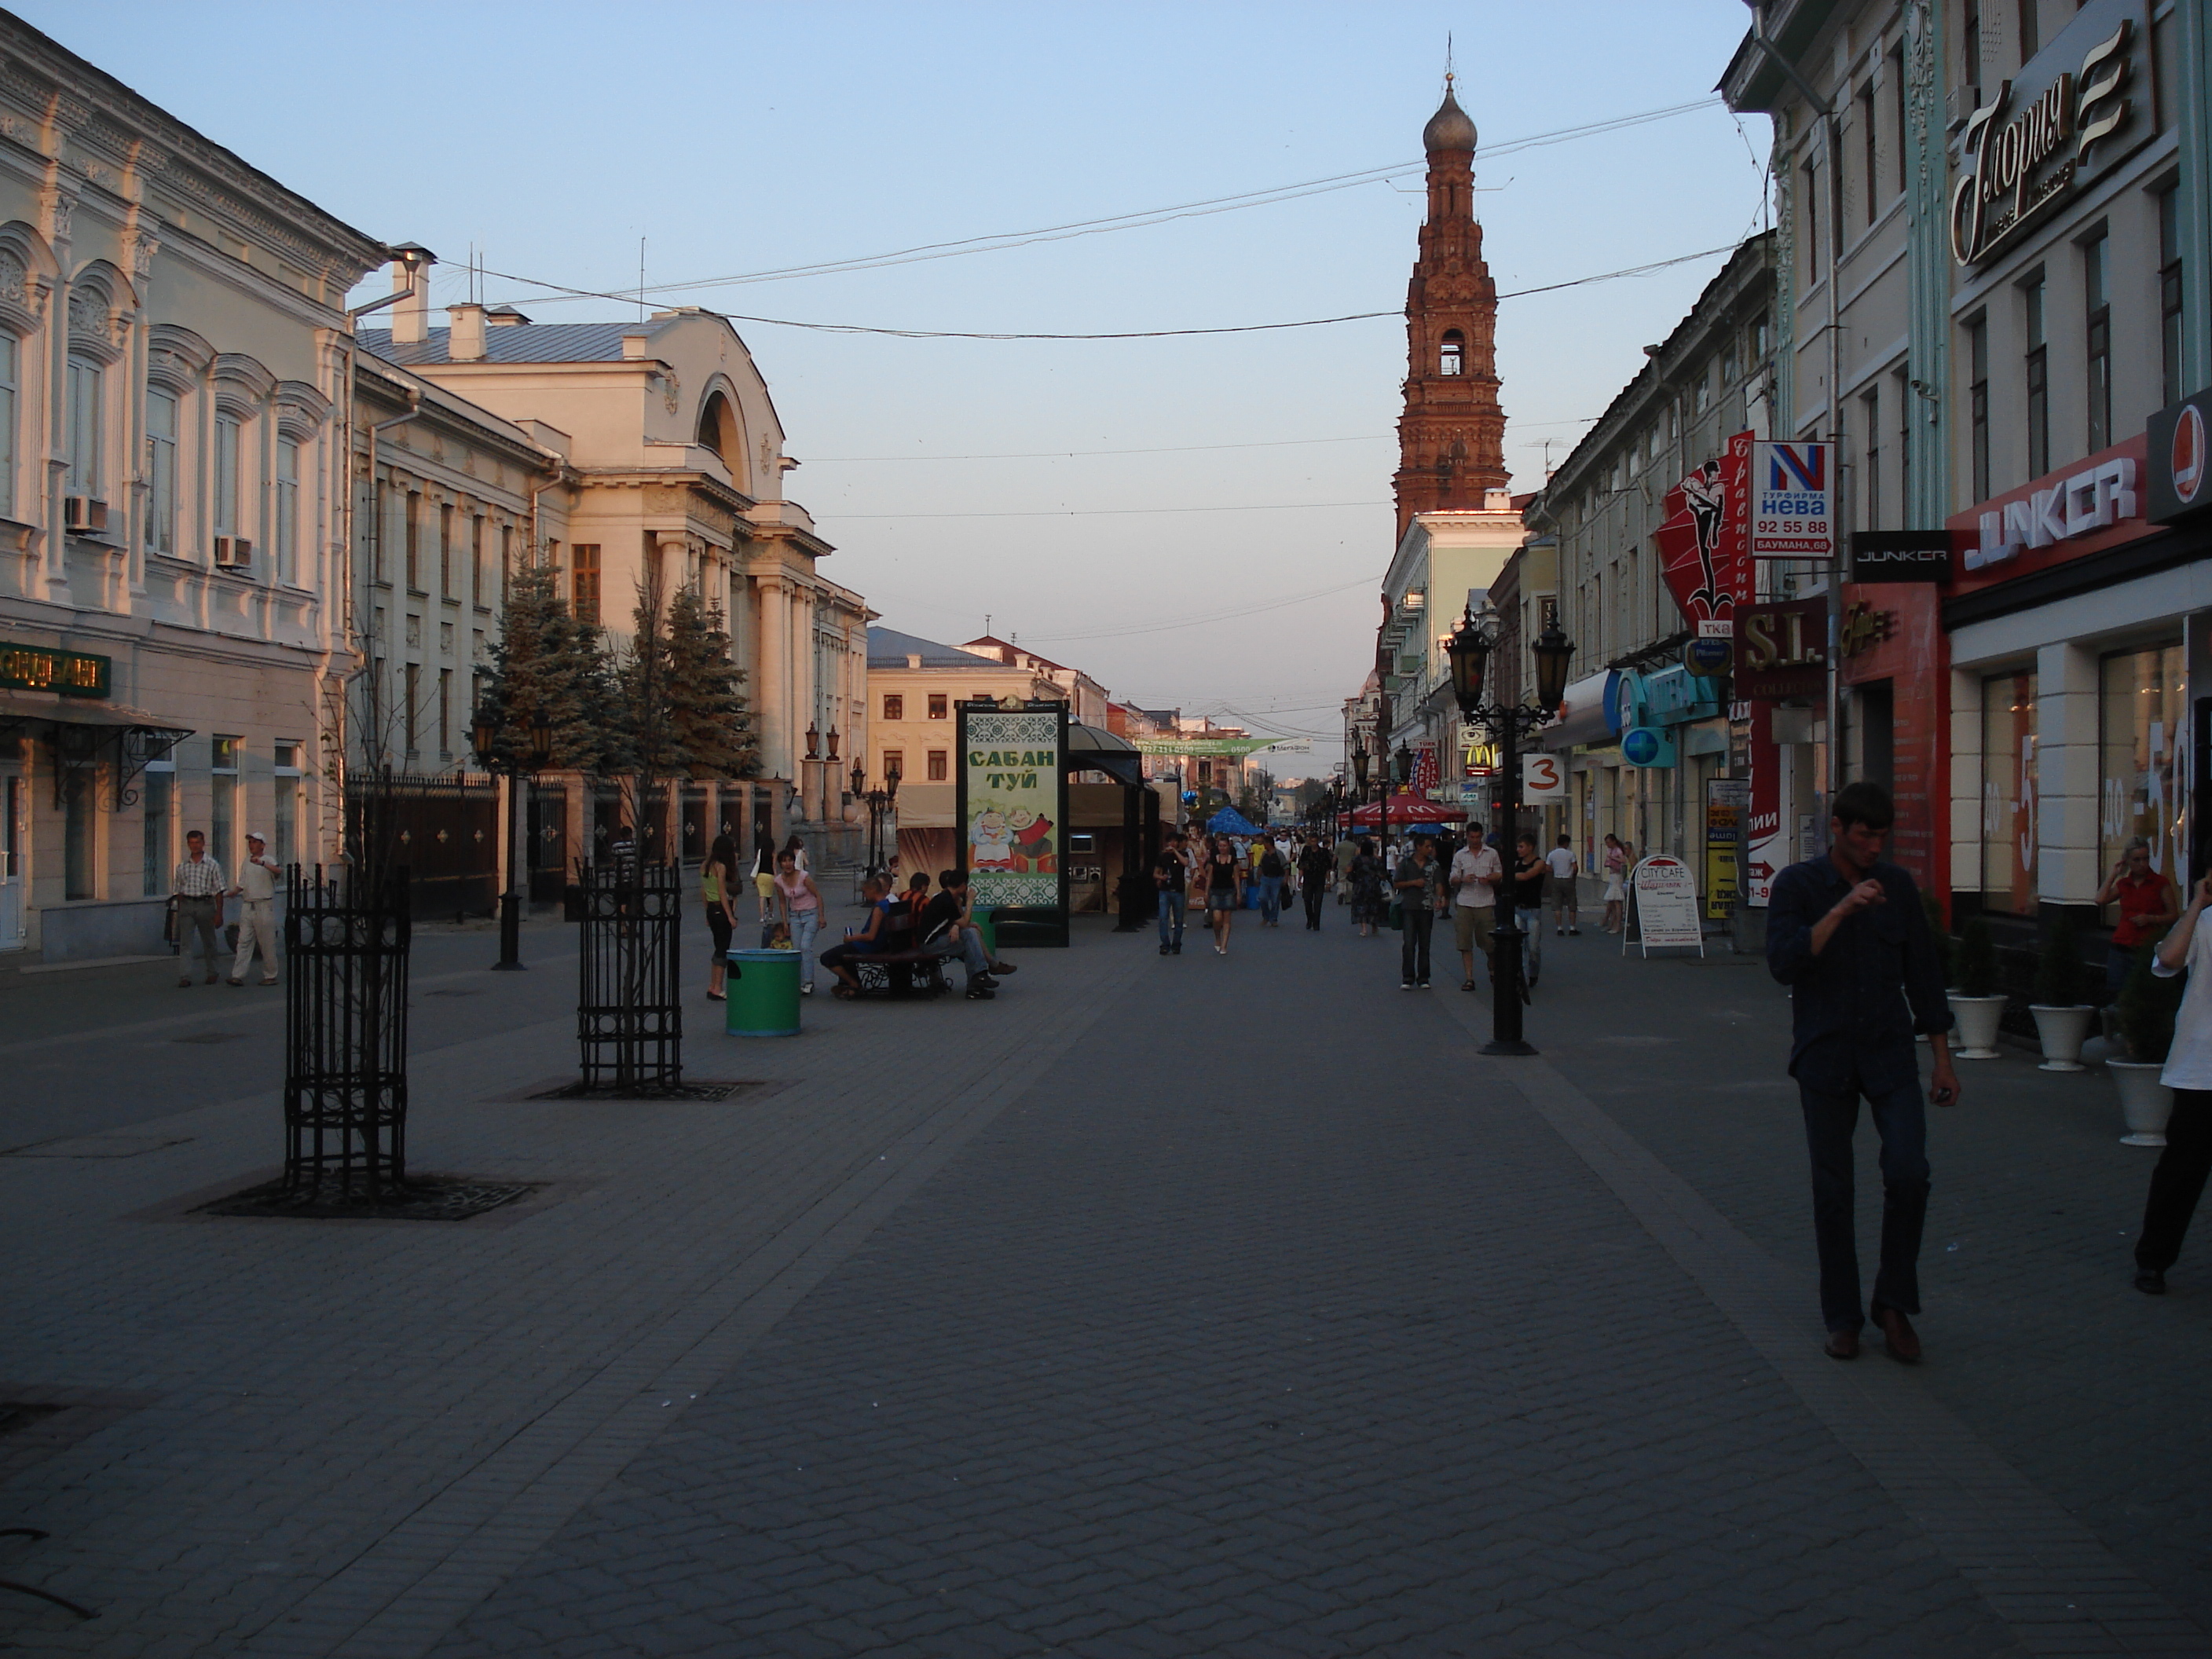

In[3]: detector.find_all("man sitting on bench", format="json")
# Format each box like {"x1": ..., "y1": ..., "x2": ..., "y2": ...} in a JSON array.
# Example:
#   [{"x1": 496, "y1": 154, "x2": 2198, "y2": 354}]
[
  {"x1": 920, "y1": 868, "x2": 1018, "y2": 1001},
  {"x1": 821, "y1": 874, "x2": 897, "y2": 999}
]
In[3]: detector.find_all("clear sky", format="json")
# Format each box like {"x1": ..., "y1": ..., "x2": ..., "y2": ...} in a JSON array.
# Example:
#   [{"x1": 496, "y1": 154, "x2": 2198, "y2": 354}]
[{"x1": 31, "y1": 2, "x2": 1769, "y2": 767}]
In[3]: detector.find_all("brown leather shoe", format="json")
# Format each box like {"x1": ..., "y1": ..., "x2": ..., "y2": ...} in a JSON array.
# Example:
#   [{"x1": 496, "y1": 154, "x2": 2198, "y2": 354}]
[
  {"x1": 1824, "y1": 1327, "x2": 1859, "y2": 1360},
  {"x1": 1873, "y1": 1303, "x2": 1921, "y2": 1363}
]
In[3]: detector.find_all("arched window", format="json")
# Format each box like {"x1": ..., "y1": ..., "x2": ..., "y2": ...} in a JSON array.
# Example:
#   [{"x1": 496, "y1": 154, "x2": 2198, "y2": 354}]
[
  {"x1": 1439, "y1": 331, "x2": 1465, "y2": 377},
  {"x1": 695, "y1": 390, "x2": 742, "y2": 474}
]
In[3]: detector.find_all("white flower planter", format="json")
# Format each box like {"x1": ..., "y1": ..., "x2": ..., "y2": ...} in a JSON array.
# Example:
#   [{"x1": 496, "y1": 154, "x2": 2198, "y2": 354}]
[
  {"x1": 1947, "y1": 992, "x2": 2006, "y2": 1060},
  {"x1": 2109, "y1": 1060, "x2": 2174, "y2": 1146},
  {"x1": 2029, "y1": 1005, "x2": 2096, "y2": 1072}
]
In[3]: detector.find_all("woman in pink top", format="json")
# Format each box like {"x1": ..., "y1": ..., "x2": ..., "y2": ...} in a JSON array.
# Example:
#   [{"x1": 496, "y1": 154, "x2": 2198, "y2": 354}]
[{"x1": 775, "y1": 850, "x2": 824, "y2": 994}]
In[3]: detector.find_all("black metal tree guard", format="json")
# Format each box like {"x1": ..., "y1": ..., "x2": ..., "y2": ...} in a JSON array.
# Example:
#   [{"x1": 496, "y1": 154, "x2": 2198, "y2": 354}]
[
  {"x1": 283, "y1": 864, "x2": 411, "y2": 1197},
  {"x1": 577, "y1": 855, "x2": 683, "y2": 1092}
]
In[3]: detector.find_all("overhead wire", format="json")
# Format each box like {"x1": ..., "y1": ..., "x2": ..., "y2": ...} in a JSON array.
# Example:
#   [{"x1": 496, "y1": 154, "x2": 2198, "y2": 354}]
[
  {"x1": 467, "y1": 243, "x2": 1740, "y2": 342},
  {"x1": 470, "y1": 97, "x2": 1724, "y2": 309}
]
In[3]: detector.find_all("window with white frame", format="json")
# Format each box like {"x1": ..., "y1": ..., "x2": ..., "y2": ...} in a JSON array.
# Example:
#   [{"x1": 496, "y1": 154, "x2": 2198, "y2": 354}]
[
  {"x1": 146, "y1": 388, "x2": 178, "y2": 555},
  {"x1": 66, "y1": 357, "x2": 102, "y2": 500},
  {"x1": 276, "y1": 438, "x2": 299, "y2": 584}
]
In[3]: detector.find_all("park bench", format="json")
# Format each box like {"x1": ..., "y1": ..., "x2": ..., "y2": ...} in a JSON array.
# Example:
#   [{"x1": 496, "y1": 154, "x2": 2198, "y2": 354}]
[{"x1": 847, "y1": 947, "x2": 950, "y2": 999}]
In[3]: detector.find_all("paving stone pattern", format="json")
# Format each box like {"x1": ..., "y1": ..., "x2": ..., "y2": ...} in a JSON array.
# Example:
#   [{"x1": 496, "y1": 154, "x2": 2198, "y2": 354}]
[{"x1": 1, "y1": 906, "x2": 2207, "y2": 1654}]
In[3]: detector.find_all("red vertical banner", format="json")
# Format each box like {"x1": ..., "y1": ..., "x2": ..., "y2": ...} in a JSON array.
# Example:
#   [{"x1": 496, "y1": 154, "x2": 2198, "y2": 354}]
[{"x1": 1721, "y1": 430, "x2": 1753, "y2": 606}]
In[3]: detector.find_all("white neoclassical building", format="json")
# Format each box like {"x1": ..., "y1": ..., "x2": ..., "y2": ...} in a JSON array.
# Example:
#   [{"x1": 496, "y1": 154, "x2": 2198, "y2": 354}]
[
  {"x1": 361, "y1": 263, "x2": 871, "y2": 866},
  {"x1": 0, "y1": 16, "x2": 386, "y2": 963}
]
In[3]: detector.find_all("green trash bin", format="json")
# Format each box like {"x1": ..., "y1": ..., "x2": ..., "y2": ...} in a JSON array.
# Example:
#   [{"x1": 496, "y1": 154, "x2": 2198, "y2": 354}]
[
  {"x1": 974, "y1": 907, "x2": 997, "y2": 957},
  {"x1": 726, "y1": 948, "x2": 801, "y2": 1037}
]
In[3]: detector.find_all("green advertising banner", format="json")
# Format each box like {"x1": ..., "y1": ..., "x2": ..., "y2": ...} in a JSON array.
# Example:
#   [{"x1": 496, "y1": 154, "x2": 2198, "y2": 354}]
[
  {"x1": 958, "y1": 703, "x2": 1068, "y2": 914},
  {"x1": 1131, "y1": 736, "x2": 1283, "y2": 757}
]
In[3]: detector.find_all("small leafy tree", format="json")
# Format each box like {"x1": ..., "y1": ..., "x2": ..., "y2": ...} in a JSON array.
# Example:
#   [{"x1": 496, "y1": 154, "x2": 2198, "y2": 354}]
[
  {"x1": 1955, "y1": 914, "x2": 1999, "y2": 998},
  {"x1": 2119, "y1": 936, "x2": 2186, "y2": 1063},
  {"x1": 2033, "y1": 911, "x2": 2090, "y2": 1008}
]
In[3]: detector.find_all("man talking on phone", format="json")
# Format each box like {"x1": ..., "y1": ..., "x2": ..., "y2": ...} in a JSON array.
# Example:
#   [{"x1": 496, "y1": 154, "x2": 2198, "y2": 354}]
[{"x1": 1767, "y1": 780, "x2": 1958, "y2": 1364}]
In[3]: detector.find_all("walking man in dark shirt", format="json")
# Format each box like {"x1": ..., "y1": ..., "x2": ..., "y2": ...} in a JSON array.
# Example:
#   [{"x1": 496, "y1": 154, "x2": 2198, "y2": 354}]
[
  {"x1": 1152, "y1": 832, "x2": 1188, "y2": 955},
  {"x1": 1766, "y1": 781, "x2": 1959, "y2": 1362},
  {"x1": 1297, "y1": 837, "x2": 1332, "y2": 931}
]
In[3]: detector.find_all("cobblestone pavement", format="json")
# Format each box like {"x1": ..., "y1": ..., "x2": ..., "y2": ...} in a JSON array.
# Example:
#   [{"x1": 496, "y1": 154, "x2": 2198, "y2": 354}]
[{"x1": 1, "y1": 898, "x2": 2207, "y2": 1656}]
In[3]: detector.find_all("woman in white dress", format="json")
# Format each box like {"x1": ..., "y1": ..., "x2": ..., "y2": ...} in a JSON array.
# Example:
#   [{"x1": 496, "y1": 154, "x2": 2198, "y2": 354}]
[{"x1": 1601, "y1": 833, "x2": 1630, "y2": 933}]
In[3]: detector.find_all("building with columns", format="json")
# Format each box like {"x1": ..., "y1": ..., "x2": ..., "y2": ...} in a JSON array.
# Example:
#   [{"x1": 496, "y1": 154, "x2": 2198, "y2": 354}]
[
  {"x1": 0, "y1": 14, "x2": 387, "y2": 963},
  {"x1": 362, "y1": 265, "x2": 871, "y2": 865}
]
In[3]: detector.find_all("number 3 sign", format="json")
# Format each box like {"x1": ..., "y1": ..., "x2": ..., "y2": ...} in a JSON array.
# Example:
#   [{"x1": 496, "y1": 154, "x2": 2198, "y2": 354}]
[{"x1": 1522, "y1": 753, "x2": 1567, "y2": 803}]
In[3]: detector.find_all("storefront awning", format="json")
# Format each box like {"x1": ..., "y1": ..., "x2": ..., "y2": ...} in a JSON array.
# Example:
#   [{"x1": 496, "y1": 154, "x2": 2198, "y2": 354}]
[
  {"x1": 1065, "y1": 722, "x2": 1148, "y2": 788},
  {"x1": 1539, "y1": 671, "x2": 1619, "y2": 752},
  {"x1": 0, "y1": 694, "x2": 195, "y2": 808}
]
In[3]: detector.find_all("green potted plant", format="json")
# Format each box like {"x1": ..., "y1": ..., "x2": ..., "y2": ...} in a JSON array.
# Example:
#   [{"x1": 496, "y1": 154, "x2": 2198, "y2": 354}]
[
  {"x1": 1947, "y1": 913, "x2": 2005, "y2": 1059},
  {"x1": 2112, "y1": 936, "x2": 2182, "y2": 1145},
  {"x1": 2028, "y1": 911, "x2": 2096, "y2": 1072}
]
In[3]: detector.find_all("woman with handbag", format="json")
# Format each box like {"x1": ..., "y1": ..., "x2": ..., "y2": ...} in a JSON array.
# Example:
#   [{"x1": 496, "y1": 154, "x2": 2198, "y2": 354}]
[{"x1": 702, "y1": 834, "x2": 739, "y2": 1002}]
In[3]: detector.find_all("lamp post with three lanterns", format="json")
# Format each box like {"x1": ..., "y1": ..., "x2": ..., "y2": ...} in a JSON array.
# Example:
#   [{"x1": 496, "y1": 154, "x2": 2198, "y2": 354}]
[
  {"x1": 851, "y1": 759, "x2": 899, "y2": 881},
  {"x1": 1443, "y1": 599, "x2": 1576, "y2": 1056}
]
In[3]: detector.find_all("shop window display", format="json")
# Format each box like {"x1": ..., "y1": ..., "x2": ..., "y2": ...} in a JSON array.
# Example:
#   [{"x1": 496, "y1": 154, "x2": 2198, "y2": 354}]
[
  {"x1": 2100, "y1": 644, "x2": 2185, "y2": 891},
  {"x1": 1980, "y1": 672, "x2": 2038, "y2": 915}
]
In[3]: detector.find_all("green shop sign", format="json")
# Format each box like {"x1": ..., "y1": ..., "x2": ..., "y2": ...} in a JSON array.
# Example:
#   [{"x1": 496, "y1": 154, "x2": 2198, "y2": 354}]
[{"x1": 0, "y1": 643, "x2": 111, "y2": 698}]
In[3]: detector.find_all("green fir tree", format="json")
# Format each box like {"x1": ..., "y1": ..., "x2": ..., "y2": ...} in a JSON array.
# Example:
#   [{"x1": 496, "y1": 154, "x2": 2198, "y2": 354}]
[
  {"x1": 484, "y1": 562, "x2": 626, "y2": 775},
  {"x1": 662, "y1": 588, "x2": 757, "y2": 778}
]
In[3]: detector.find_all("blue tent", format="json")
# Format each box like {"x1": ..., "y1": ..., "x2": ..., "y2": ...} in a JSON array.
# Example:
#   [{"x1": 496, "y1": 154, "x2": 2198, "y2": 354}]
[{"x1": 1205, "y1": 806, "x2": 1262, "y2": 837}]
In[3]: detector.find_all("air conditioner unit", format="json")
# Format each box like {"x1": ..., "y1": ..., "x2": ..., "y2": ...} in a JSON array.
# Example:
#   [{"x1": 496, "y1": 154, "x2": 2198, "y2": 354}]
[
  {"x1": 214, "y1": 535, "x2": 253, "y2": 568},
  {"x1": 63, "y1": 496, "x2": 108, "y2": 533},
  {"x1": 1946, "y1": 83, "x2": 1981, "y2": 131}
]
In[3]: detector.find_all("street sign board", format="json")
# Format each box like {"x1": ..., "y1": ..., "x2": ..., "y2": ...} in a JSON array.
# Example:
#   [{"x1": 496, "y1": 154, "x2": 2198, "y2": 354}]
[
  {"x1": 1705, "y1": 778, "x2": 1749, "y2": 922},
  {"x1": 1522, "y1": 752, "x2": 1567, "y2": 803},
  {"x1": 1849, "y1": 530, "x2": 1954, "y2": 581},
  {"x1": 958, "y1": 703, "x2": 1068, "y2": 921},
  {"x1": 1750, "y1": 441, "x2": 1834, "y2": 560},
  {"x1": 1627, "y1": 855, "x2": 1704, "y2": 955},
  {"x1": 1735, "y1": 599, "x2": 1828, "y2": 700}
]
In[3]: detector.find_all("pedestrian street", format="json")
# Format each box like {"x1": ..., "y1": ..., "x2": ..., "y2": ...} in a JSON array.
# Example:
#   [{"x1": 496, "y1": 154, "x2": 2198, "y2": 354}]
[{"x1": 3, "y1": 906, "x2": 2208, "y2": 1657}]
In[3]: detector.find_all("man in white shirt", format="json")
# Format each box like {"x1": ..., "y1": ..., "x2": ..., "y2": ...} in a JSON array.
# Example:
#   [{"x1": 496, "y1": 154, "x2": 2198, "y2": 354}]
[
  {"x1": 228, "y1": 831, "x2": 281, "y2": 987},
  {"x1": 1544, "y1": 835, "x2": 1581, "y2": 936},
  {"x1": 1448, "y1": 820, "x2": 1503, "y2": 992}
]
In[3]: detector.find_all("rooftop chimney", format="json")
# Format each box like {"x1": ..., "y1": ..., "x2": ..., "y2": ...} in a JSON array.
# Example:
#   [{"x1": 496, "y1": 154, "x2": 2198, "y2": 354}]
[
  {"x1": 448, "y1": 303, "x2": 487, "y2": 363},
  {"x1": 389, "y1": 243, "x2": 435, "y2": 346}
]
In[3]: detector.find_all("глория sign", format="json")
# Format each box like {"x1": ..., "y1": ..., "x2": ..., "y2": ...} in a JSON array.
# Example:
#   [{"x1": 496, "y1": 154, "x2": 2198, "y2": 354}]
[{"x1": 1950, "y1": 0, "x2": 2147, "y2": 266}]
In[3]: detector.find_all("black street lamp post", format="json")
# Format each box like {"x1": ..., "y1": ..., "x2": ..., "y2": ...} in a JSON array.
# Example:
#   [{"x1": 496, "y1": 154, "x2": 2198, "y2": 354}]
[
  {"x1": 851, "y1": 760, "x2": 900, "y2": 880},
  {"x1": 1444, "y1": 601, "x2": 1576, "y2": 1056},
  {"x1": 473, "y1": 703, "x2": 555, "y2": 971}
]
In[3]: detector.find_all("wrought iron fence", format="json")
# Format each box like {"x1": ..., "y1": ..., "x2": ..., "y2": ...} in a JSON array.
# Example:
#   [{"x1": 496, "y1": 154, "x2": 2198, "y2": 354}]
[
  {"x1": 283, "y1": 865, "x2": 410, "y2": 1197},
  {"x1": 577, "y1": 857, "x2": 683, "y2": 1090}
]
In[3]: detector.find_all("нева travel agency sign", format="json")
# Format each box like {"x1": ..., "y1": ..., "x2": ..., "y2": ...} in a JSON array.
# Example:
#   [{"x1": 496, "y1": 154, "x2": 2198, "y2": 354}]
[{"x1": 958, "y1": 699, "x2": 1069, "y2": 917}]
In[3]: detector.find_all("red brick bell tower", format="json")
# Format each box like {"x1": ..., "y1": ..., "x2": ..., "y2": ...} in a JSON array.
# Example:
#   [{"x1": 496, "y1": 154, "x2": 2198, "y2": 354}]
[{"x1": 1392, "y1": 79, "x2": 1508, "y2": 538}]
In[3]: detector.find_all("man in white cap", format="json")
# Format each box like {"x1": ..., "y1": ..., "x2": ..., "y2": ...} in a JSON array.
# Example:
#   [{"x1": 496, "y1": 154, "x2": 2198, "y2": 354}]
[{"x1": 228, "y1": 831, "x2": 281, "y2": 986}]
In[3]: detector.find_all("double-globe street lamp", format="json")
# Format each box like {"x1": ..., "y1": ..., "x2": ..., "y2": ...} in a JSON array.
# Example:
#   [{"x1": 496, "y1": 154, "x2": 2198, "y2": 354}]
[
  {"x1": 1443, "y1": 600, "x2": 1576, "y2": 1057},
  {"x1": 471, "y1": 704, "x2": 555, "y2": 971},
  {"x1": 850, "y1": 760, "x2": 899, "y2": 881}
]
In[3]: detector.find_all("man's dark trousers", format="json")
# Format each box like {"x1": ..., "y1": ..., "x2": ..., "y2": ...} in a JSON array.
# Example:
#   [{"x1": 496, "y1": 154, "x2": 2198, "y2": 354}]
[
  {"x1": 1400, "y1": 906, "x2": 1434, "y2": 983},
  {"x1": 1302, "y1": 884, "x2": 1324, "y2": 929},
  {"x1": 1800, "y1": 1064, "x2": 1929, "y2": 1333},
  {"x1": 2137, "y1": 1086, "x2": 2212, "y2": 1273}
]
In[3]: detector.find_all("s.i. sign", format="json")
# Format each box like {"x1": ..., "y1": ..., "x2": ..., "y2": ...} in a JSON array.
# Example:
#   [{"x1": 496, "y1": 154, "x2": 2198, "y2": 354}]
[{"x1": 1750, "y1": 441, "x2": 1833, "y2": 560}]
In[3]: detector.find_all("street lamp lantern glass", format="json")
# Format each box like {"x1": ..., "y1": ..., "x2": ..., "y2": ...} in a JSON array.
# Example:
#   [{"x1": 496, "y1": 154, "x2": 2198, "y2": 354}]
[
  {"x1": 1445, "y1": 606, "x2": 1489, "y2": 715},
  {"x1": 886, "y1": 767, "x2": 900, "y2": 800},
  {"x1": 471, "y1": 705, "x2": 499, "y2": 767},
  {"x1": 1350, "y1": 745, "x2": 1370, "y2": 791},
  {"x1": 850, "y1": 760, "x2": 865, "y2": 797},
  {"x1": 1532, "y1": 616, "x2": 1575, "y2": 710},
  {"x1": 1393, "y1": 743, "x2": 1413, "y2": 787},
  {"x1": 529, "y1": 707, "x2": 553, "y2": 765}
]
